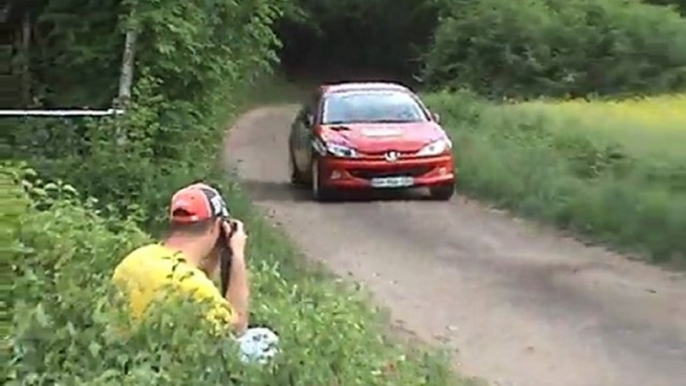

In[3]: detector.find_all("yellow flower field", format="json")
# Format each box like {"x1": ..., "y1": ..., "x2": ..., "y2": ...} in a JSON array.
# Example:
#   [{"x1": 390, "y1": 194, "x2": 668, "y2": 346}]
[{"x1": 508, "y1": 93, "x2": 686, "y2": 159}]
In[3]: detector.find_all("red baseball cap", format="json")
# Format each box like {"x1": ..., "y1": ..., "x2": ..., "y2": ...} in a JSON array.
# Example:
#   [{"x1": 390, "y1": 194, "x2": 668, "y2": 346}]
[{"x1": 169, "y1": 183, "x2": 230, "y2": 223}]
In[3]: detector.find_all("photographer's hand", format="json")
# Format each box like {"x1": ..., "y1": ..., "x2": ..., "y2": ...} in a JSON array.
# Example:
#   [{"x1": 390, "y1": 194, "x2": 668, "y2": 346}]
[
  {"x1": 225, "y1": 220, "x2": 247, "y2": 260},
  {"x1": 223, "y1": 219, "x2": 249, "y2": 335}
]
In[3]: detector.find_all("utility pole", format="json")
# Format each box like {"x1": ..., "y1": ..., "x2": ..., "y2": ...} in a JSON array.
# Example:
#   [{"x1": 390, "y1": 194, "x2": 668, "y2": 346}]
[
  {"x1": 114, "y1": 7, "x2": 138, "y2": 110},
  {"x1": 115, "y1": 29, "x2": 137, "y2": 109}
]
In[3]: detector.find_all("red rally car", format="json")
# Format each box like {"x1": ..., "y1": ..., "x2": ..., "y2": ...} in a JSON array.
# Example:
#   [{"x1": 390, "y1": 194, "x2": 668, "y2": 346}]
[{"x1": 288, "y1": 82, "x2": 456, "y2": 201}]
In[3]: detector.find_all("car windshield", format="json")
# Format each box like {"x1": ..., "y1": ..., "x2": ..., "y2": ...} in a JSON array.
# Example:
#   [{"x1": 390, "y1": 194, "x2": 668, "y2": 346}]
[{"x1": 321, "y1": 90, "x2": 429, "y2": 125}]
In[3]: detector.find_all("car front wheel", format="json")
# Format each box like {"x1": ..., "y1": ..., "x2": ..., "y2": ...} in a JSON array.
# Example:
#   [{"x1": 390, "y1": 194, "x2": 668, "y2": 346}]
[
  {"x1": 429, "y1": 183, "x2": 455, "y2": 201},
  {"x1": 288, "y1": 150, "x2": 305, "y2": 186}
]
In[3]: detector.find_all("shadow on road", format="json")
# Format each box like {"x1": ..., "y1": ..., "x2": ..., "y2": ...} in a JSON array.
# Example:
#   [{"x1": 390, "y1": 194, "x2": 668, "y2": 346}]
[
  {"x1": 239, "y1": 179, "x2": 310, "y2": 202},
  {"x1": 239, "y1": 178, "x2": 438, "y2": 203},
  {"x1": 331, "y1": 188, "x2": 432, "y2": 203}
]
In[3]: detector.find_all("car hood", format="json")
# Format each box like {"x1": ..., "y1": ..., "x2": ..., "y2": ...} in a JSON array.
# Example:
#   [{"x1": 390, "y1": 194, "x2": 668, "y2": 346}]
[{"x1": 320, "y1": 122, "x2": 445, "y2": 153}]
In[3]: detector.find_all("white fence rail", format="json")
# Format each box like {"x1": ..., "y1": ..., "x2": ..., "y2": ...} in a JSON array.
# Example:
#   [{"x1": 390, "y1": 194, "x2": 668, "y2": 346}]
[{"x1": 0, "y1": 109, "x2": 125, "y2": 117}]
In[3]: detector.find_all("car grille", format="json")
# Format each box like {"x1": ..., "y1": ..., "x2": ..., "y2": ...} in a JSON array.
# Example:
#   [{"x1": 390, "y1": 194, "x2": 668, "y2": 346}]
[
  {"x1": 349, "y1": 166, "x2": 433, "y2": 179},
  {"x1": 362, "y1": 151, "x2": 416, "y2": 160}
]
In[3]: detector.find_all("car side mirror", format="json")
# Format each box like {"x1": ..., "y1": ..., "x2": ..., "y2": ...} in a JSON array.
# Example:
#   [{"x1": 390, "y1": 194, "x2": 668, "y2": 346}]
[{"x1": 431, "y1": 112, "x2": 441, "y2": 123}]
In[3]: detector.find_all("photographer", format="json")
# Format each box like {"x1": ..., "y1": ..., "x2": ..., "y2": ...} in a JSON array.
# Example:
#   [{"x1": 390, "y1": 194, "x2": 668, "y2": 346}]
[{"x1": 112, "y1": 182, "x2": 278, "y2": 362}]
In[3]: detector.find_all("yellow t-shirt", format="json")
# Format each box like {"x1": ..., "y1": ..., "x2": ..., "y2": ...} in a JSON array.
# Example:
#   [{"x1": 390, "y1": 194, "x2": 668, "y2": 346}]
[{"x1": 111, "y1": 243, "x2": 236, "y2": 332}]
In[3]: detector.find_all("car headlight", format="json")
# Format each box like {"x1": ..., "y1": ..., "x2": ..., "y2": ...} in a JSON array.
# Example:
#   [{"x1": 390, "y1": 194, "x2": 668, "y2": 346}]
[
  {"x1": 416, "y1": 138, "x2": 452, "y2": 156},
  {"x1": 312, "y1": 138, "x2": 358, "y2": 158},
  {"x1": 326, "y1": 143, "x2": 358, "y2": 158}
]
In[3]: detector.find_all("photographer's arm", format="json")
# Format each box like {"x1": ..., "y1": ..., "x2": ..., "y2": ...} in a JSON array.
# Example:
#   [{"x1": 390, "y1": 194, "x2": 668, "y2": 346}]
[
  {"x1": 226, "y1": 251, "x2": 249, "y2": 335},
  {"x1": 223, "y1": 220, "x2": 250, "y2": 335}
]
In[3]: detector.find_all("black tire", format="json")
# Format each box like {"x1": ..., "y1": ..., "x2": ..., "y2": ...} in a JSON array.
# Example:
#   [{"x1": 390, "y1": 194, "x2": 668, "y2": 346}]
[
  {"x1": 311, "y1": 158, "x2": 334, "y2": 201},
  {"x1": 288, "y1": 149, "x2": 305, "y2": 186},
  {"x1": 429, "y1": 183, "x2": 455, "y2": 201}
]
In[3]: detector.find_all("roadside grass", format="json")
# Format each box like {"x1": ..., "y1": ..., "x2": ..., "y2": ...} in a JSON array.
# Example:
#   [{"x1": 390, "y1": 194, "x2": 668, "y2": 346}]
[
  {"x1": 5, "y1": 165, "x2": 469, "y2": 385},
  {"x1": 423, "y1": 91, "x2": 686, "y2": 266}
]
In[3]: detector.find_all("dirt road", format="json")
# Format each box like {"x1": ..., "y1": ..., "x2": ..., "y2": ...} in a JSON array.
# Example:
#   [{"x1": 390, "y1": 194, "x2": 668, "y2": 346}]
[{"x1": 224, "y1": 106, "x2": 686, "y2": 386}]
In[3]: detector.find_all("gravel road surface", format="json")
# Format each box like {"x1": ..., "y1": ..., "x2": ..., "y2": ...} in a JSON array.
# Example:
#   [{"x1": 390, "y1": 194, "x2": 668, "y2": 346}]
[{"x1": 224, "y1": 106, "x2": 686, "y2": 386}]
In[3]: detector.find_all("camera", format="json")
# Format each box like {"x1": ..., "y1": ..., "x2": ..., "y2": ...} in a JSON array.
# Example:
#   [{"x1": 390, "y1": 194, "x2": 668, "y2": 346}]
[{"x1": 217, "y1": 219, "x2": 237, "y2": 297}]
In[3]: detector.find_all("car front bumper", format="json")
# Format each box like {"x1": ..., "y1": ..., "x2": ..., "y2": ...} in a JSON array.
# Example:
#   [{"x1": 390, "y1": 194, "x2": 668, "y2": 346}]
[{"x1": 319, "y1": 154, "x2": 455, "y2": 189}]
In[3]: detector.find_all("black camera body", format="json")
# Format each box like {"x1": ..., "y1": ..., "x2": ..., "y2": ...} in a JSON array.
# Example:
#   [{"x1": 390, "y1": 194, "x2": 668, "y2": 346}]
[{"x1": 218, "y1": 220, "x2": 237, "y2": 297}]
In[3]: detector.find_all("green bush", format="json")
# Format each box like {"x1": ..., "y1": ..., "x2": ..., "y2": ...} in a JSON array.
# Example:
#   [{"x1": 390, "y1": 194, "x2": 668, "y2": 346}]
[
  {"x1": 4, "y1": 165, "x2": 466, "y2": 385},
  {"x1": 10, "y1": 0, "x2": 285, "y2": 229},
  {"x1": 423, "y1": 91, "x2": 686, "y2": 264},
  {"x1": 645, "y1": 0, "x2": 686, "y2": 15},
  {"x1": 423, "y1": 0, "x2": 686, "y2": 98}
]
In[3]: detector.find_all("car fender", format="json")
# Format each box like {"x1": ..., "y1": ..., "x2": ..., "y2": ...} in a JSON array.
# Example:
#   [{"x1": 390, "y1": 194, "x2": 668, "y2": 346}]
[{"x1": 311, "y1": 136, "x2": 327, "y2": 156}]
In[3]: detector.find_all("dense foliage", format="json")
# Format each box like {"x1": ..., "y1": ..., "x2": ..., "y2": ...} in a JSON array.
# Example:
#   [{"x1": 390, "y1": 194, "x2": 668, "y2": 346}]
[
  {"x1": 11, "y1": 0, "x2": 686, "y2": 107},
  {"x1": 28, "y1": 0, "x2": 125, "y2": 108},
  {"x1": 274, "y1": 0, "x2": 442, "y2": 86},
  {"x1": 9, "y1": 0, "x2": 283, "y2": 228},
  {"x1": 645, "y1": 0, "x2": 686, "y2": 14},
  {"x1": 276, "y1": 0, "x2": 686, "y2": 98},
  {"x1": 422, "y1": 0, "x2": 686, "y2": 98}
]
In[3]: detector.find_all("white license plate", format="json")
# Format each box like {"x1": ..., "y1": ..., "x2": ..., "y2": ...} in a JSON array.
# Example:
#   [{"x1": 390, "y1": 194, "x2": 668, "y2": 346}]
[{"x1": 370, "y1": 176, "x2": 414, "y2": 188}]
